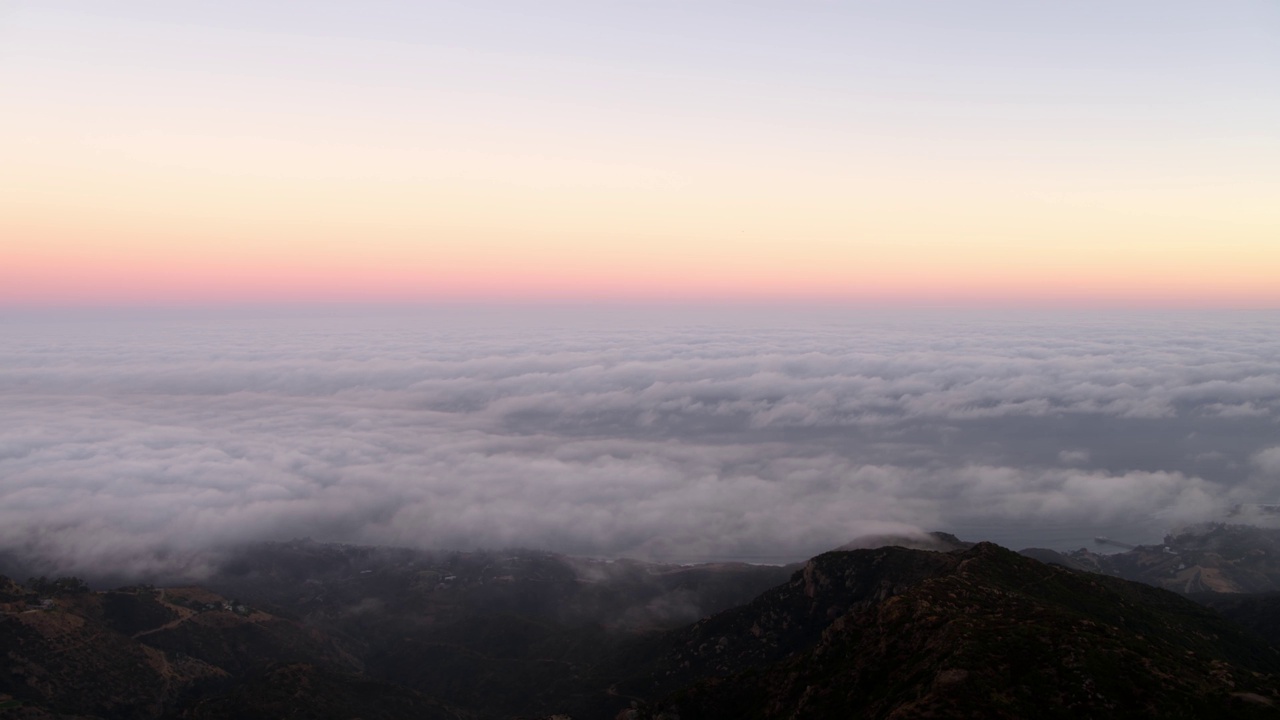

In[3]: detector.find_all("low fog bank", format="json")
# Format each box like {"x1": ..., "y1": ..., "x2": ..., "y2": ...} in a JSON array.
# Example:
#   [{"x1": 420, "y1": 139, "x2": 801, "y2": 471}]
[{"x1": 2, "y1": 307, "x2": 1278, "y2": 581}]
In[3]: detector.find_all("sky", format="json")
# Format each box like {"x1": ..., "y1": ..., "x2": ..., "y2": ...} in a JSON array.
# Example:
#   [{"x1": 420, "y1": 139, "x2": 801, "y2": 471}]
[
  {"x1": 2, "y1": 4, "x2": 1279, "y2": 582},
  {"x1": 2, "y1": 1, "x2": 1278, "y2": 306}
]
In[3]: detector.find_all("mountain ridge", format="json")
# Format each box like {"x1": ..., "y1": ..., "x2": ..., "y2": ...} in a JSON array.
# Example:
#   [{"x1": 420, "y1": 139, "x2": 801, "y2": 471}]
[
  {"x1": 630, "y1": 542, "x2": 1280, "y2": 719},
  {"x1": 7, "y1": 534, "x2": 1280, "y2": 718}
]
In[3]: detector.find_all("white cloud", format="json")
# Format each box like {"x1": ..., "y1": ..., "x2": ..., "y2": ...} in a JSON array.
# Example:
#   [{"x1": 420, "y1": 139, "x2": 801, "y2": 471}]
[
  {"x1": 1, "y1": 308, "x2": 1278, "y2": 578},
  {"x1": 1057, "y1": 449, "x2": 1090, "y2": 465},
  {"x1": 1253, "y1": 447, "x2": 1280, "y2": 477}
]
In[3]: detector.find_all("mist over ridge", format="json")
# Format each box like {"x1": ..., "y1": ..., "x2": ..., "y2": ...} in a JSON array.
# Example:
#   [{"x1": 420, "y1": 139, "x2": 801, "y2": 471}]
[{"x1": 2, "y1": 306, "x2": 1279, "y2": 581}]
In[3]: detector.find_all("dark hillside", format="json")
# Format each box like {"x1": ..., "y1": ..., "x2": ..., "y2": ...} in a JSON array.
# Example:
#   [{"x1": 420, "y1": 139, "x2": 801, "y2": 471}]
[
  {"x1": 6, "y1": 540, "x2": 1280, "y2": 719},
  {"x1": 174, "y1": 663, "x2": 470, "y2": 720},
  {"x1": 1196, "y1": 591, "x2": 1280, "y2": 650},
  {"x1": 631, "y1": 544, "x2": 1280, "y2": 719}
]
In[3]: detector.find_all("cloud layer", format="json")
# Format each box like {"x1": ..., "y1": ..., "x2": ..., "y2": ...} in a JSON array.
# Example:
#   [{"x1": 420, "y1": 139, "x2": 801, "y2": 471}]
[{"x1": 2, "y1": 308, "x2": 1278, "y2": 579}]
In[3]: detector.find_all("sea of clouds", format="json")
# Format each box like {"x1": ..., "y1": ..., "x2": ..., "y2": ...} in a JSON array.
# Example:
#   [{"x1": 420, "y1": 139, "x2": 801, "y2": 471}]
[{"x1": 2, "y1": 306, "x2": 1278, "y2": 580}]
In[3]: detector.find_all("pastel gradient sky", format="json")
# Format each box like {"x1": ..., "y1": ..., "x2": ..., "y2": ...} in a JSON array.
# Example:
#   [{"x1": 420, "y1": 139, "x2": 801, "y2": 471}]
[{"x1": 2, "y1": 1, "x2": 1278, "y2": 307}]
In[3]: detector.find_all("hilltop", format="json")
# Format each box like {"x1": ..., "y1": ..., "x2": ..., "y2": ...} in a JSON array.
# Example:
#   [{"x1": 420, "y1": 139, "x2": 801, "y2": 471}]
[{"x1": 624, "y1": 543, "x2": 1280, "y2": 719}]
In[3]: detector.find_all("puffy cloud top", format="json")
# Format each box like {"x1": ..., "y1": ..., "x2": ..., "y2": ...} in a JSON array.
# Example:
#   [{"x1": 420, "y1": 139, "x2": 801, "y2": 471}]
[{"x1": 2, "y1": 308, "x2": 1278, "y2": 579}]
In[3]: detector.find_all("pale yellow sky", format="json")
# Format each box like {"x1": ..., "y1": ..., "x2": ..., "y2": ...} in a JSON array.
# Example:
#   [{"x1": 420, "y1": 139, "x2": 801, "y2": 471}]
[{"x1": 3, "y1": 2, "x2": 1277, "y2": 305}]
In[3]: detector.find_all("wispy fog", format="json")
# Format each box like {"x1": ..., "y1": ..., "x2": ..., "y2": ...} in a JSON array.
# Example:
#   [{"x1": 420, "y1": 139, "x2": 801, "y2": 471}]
[{"x1": 2, "y1": 306, "x2": 1278, "y2": 579}]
